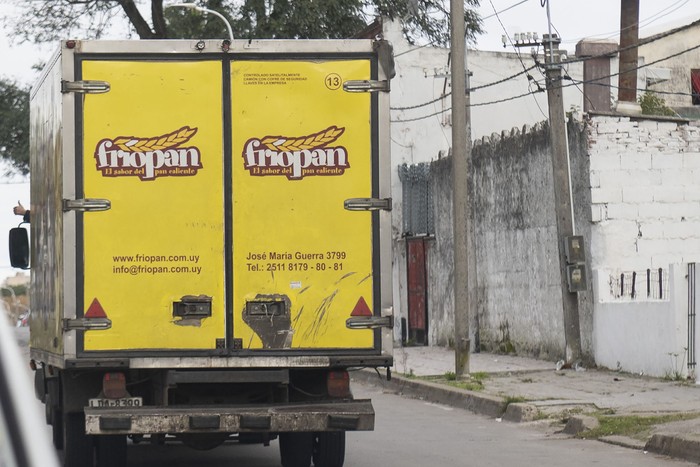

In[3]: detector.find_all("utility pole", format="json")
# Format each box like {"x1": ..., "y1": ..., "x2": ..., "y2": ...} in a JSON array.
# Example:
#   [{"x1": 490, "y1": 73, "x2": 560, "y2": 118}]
[
  {"x1": 542, "y1": 34, "x2": 583, "y2": 363},
  {"x1": 451, "y1": 0, "x2": 470, "y2": 376}
]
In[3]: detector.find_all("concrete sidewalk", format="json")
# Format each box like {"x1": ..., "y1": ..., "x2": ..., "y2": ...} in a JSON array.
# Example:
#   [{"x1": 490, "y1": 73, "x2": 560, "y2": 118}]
[{"x1": 352, "y1": 345, "x2": 700, "y2": 464}]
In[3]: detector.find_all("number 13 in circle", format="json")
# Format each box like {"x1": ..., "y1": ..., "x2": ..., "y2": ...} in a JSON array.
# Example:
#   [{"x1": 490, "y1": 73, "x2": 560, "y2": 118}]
[{"x1": 325, "y1": 73, "x2": 342, "y2": 90}]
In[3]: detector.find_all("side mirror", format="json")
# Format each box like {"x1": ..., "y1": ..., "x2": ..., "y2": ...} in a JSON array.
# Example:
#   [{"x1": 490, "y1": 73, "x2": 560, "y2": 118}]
[{"x1": 9, "y1": 224, "x2": 29, "y2": 269}]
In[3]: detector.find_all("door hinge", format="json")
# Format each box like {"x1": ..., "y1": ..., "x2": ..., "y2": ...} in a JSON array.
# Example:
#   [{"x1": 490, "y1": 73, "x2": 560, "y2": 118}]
[
  {"x1": 63, "y1": 198, "x2": 111, "y2": 212},
  {"x1": 61, "y1": 80, "x2": 110, "y2": 94},
  {"x1": 343, "y1": 80, "x2": 390, "y2": 93},
  {"x1": 344, "y1": 198, "x2": 392, "y2": 212}
]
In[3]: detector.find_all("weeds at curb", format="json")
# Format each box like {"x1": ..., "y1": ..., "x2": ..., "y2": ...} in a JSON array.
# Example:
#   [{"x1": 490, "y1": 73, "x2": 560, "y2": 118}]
[{"x1": 579, "y1": 413, "x2": 700, "y2": 441}]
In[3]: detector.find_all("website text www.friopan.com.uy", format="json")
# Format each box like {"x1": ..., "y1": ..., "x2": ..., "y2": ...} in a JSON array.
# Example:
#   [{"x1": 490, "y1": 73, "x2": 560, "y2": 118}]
[{"x1": 112, "y1": 254, "x2": 202, "y2": 276}]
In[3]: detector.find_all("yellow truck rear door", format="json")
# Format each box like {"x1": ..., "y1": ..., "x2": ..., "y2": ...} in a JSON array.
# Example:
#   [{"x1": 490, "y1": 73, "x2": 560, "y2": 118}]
[
  {"x1": 80, "y1": 59, "x2": 226, "y2": 352},
  {"x1": 231, "y1": 59, "x2": 375, "y2": 350},
  {"x1": 75, "y1": 47, "x2": 383, "y2": 356}
]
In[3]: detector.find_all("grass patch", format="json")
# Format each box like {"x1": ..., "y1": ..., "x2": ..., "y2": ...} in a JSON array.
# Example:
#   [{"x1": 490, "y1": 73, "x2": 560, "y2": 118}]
[
  {"x1": 420, "y1": 373, "x2": 486, "y2": 391},
  {"x1": 471, "y1": 371, "x2": 489, "y2": 382},
  {"x1": 445, "y1": 380, "x2": 484, "y2": 391},
  {"x1": 501, "y1": 395, "x2": 528, "y2": 412},
  {"x1": 503, "y1": 395, "x2": 527, "y2": 405},
  {"x1": 580, "y1": 413, "x2": 700, "y2": 440}
]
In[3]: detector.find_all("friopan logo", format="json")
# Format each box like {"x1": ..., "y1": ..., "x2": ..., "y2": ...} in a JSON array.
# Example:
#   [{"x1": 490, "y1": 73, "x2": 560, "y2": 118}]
[
  {"x1": 243, "y1": 126, "x2": 349, "y2": 180},
  {"x1": 94, "y1": 126, "x2": 202, "y2": 181}
]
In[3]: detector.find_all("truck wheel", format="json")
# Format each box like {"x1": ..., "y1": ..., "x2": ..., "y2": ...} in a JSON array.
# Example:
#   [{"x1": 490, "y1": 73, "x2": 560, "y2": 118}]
[
  {"x1": 62, "y1": 412, "x2": 94, "y2": 467},
  {"x1": 50, "y1": 401, "x2": 64, "y2": 450},
  {"x1": 279, "y1": 433, "x2": 313, "y2": 467},
  {"x1": 96, "y1": 435, "x2": 127, "y2": 467},
  {"x1": 45, "y1": 393, "x2": 63, "y2": 449},
  {"x1": 45, "y1": 394, "x2": 63, "y2": 449},
  {"x1": 312, "y1": 432, "x2": 345, "y2": 467}
]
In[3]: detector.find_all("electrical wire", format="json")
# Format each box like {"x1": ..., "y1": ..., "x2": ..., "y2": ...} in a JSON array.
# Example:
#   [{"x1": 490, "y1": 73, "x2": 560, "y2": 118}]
[
  {"x1": 488, "y1": 0, "x2": 545, "y2": 113},
  {"x1": 392, "y1": 39, "x2": 700, "y2": 123},
  {"x1": 563, "y1": 20, "x2": 698, "y2": 65},
  {"x1": 481, "y1": 0, "x2": 530, "y2": 21},
  {"x1": 560, "y1": 0, "x2": 691, "y2": 45},
  {"x1": 565, "y1": 77, "x2": 697, "y2": 99},
  {"x1": 391, "y1": 88, "x2": 543, "y2": 123},
  {"x1": 396, "y1": 0, "x2": 532, "y2": 58},
  {"x1": 391, "y1": 21, "x2": 699, "y2": 119},
  {"x1": 562, "y1": 41, "x2": 700, "y2": 92},
  {"x1": 562, "y1": 69, "x2": 597, "y2": 111},
  {"x1": 390, "y1": 65, "x2": 537, "y2": 111}
]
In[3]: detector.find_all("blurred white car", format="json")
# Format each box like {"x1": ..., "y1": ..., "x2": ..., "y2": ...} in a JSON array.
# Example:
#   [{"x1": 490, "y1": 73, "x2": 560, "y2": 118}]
[{"x1": 0, "y1": 314, "x2": 59, "y2": 467}]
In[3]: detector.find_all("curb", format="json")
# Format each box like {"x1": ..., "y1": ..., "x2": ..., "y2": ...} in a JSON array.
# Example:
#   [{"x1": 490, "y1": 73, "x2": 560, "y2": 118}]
[
  {"x1": 352, "y1": 369, "x2": 700, "y2": 465},
  {"x1": 351, "y1": 369, "x2": 506, "y2": 419},
  {"x1": 645, "y1": 433, "x2": 700, "y2": 464}
]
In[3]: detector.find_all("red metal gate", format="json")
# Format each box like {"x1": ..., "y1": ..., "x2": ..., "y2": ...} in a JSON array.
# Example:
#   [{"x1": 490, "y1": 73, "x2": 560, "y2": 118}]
[{"x1": 406, "y1": 237, "x2": 428, "y2": 344}]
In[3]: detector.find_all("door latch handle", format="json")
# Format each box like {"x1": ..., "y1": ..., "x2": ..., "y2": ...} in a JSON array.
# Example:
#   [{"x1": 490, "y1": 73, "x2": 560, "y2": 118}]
[
  {"x1": 63, "y1": 198, "x2": 111, "y2": 212},
  {"x1": 344, "y1": 198, "x2": 392, "y2": 212},
  {"x1": 61, "y1": 80, "x2": 110, "y2": 94}
]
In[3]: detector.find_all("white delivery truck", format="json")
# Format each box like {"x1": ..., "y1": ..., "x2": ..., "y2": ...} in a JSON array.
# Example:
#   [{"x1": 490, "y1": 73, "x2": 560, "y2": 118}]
[{"x1": 11, "y1": 37, "x2": 394, "y2": 467}]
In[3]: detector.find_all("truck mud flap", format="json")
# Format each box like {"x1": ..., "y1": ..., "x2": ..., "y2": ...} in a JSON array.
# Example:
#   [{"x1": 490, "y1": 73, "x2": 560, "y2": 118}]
[{"x1": 85, "y1": 399, "x2": 374, "y2": 435}]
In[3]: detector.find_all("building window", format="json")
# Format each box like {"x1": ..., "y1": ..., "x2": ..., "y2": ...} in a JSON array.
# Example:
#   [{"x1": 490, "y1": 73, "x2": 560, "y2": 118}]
[{"x1": 692, "y1": 69, "x2": 700, "y2": 105}]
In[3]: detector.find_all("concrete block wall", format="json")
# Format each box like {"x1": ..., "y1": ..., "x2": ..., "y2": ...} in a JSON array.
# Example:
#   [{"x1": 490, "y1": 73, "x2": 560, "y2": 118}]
[
  {"x1": 588, "y1": 115, "x2": 700, "y2": 281},
  {"x1": 418, "y1": 122, "x2": 594, "y2": 360}
]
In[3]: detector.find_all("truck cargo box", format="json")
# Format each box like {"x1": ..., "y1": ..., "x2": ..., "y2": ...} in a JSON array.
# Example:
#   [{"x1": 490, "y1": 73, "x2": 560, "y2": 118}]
[
  {"x1": 19, "y1": 38, "x2": 394, "y2": 467},
  {"x1": 28, "y1": 39, "x2": 393, "y2": 367}
]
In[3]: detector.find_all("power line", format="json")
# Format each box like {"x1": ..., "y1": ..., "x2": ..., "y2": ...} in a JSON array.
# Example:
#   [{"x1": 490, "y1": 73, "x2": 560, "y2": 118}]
[
  {"x1": 563, "y1": 41, "x2": 700, "y2": 92},
  {"x1": 391, "y1": 18, "x2": 698, "y2": 114},
  {"x1": 562, "y1": 69, "x2": 597, "y2": 112},
  {"x1": 488, "y1": 0, "x2": 545, "y2": 116},
  {"x1": 390, "y1": 65, "x2": 537, "y2": 111},
  {"x1": 565, "y1": 77, "x2": 697, "y2": 99},
  {"x1": 395, "y1": 0, "x2": 533, "y2": 58},
  {"x1": 563, "y1": 20, "x2": 699, "y2": 66},
  {"x1": 560, "y1": 0, "x2": 691, "y2": 44},
  {"x1": 392, "y1": 39, "x2": 700, "y2": 123},
  {"x1": 391, "y1": 88, "x2": 543, "y2": 123},
  {"x1": 481, "y1": 0, "x2": 531, "y2": 21}
]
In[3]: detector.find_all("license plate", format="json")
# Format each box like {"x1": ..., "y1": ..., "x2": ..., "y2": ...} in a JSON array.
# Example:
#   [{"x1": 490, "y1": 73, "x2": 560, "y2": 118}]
[{"x1": 88, "y1": 397, "x2": 143, "y2": 408}]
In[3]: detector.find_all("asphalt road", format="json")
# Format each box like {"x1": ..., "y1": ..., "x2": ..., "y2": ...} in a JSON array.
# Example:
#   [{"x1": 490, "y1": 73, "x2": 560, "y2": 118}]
[
  {"x1": 11, "y1": 327, "x2": 695, "y2": 466},
  {"x1": 119, "y1": 383, "x2": 696, "y2": 467}
]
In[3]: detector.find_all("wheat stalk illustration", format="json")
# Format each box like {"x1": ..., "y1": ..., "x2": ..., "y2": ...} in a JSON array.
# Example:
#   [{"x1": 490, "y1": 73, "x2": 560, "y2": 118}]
[
  {"x1": 112, "y1": 126, "x2": 198, "y2": 152},
  {"x1": 260, "y1": 126, "x2": 345, "y2": 152}
]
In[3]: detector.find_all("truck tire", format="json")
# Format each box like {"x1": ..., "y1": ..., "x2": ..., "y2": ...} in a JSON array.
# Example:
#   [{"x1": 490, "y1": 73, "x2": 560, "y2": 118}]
[
  {"x1": 312, "y1": 432, "x2": 345, "y2": 467},
  {"x1": 53, "y1": 412, "x2": 64, "y2": 450},
  {"x1": 49, "y1": 396, "x2": 64, "y2": 450},
  {"x1": 62, "y1": 412, "x2": 93, "y2": 467},
  {"x1": 96, "y1": 435, "x2": 127, "y2": 467},
  {"x1": 279, "y1": 432, "x2": 313, "y2": 467}
]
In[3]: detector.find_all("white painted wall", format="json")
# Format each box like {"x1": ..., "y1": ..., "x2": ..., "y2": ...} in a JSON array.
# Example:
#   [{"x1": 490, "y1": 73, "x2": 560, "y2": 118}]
[
  {"x1": 641, "y1": 21, "x2": 700, "y2": 108},
  {"x1": 588, "y1": 115, "x2": 700, "y2": 377},
  {"x1": 385, "y1": 20, "x2": 584, "y2": 343},
  {"x1": 588, "y1": 117, "x2": 700, "y2": 273},
  {"x1": 593, "y1": 265, "x2": 689, "y2": 378}
]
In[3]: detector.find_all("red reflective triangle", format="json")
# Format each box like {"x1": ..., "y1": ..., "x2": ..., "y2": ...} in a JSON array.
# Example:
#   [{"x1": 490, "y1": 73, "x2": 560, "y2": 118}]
[
  {"x1": 85, "y1": 298, "x2": 107, "y2": 319},
  {"x1": 351, "y1": 296, "x2": 372, "y2": 317}
]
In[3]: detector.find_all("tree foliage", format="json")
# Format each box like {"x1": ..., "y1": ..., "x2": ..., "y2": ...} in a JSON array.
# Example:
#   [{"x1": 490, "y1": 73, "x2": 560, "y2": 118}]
[
  {"x1": 5, "y1": 0, "x2": 482, "y2": 46},
  {"x1": 1, "y1": 0, "x2": 482, "y2": 173},
  {"x1": 638, "y1": 92, "x2": 676, "y2": 117},
  {"x1": 0, "y1": 79, "x2": 30, "y2": 175}
]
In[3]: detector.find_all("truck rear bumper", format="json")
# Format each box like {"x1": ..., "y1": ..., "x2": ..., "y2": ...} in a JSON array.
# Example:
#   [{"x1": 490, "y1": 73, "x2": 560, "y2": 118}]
[{"x1": 85, "y1": 399, "x2": 374, "y2": 435}]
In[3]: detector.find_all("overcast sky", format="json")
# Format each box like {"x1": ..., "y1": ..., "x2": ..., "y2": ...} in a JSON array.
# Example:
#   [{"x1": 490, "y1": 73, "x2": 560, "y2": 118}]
[
  {"x1": 1, "y1": 0, "x2": 697, "y2": 85},
  {"x1": 0, "y1": 0, "x2": 696, "y2": 283}
]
